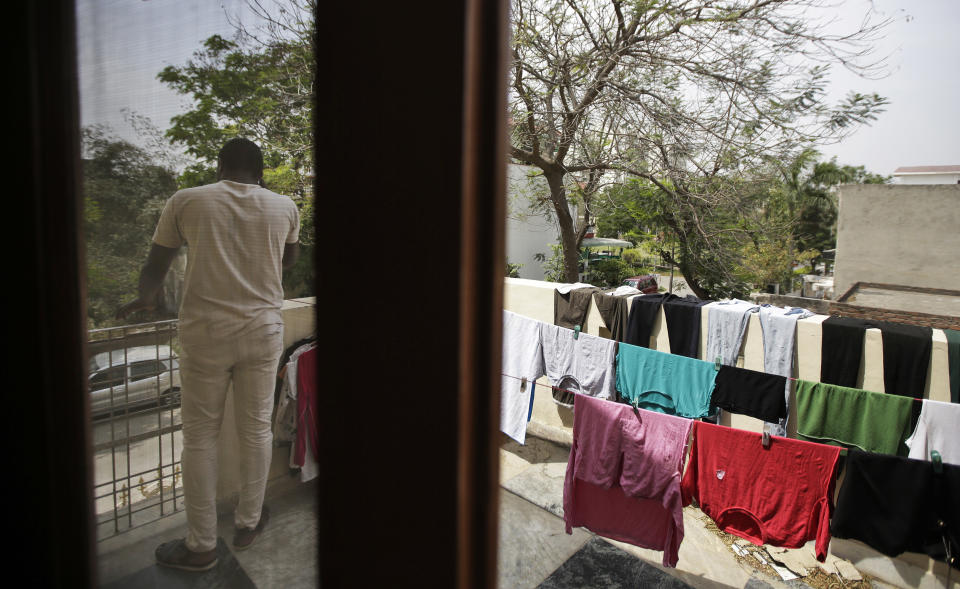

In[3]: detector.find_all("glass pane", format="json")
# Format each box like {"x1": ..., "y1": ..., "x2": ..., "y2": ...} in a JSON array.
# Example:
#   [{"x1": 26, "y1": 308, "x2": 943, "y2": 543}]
[{"x1": 78, "y1": 1, "x2": 318, "y2": 582}]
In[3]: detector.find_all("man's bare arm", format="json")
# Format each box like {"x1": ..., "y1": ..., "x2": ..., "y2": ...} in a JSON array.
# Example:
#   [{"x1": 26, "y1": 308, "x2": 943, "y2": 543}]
[
  {"x1": 116, "y1": 244, "x2": 179, "y2": 319},
  {"x1": 282, "y1": 242, "x2": 299, "y2": 270}
]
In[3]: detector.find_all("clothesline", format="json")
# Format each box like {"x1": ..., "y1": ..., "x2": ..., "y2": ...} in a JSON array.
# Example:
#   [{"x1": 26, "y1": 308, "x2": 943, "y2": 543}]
[{"x1": 501, "y1": 371, "x2": 927, "y2": 404}]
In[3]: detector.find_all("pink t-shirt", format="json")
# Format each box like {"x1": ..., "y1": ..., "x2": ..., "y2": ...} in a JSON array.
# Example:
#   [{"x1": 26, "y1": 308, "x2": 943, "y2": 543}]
[{"x1": 563, "y1": 395, "x2": 692, "y2": 567}]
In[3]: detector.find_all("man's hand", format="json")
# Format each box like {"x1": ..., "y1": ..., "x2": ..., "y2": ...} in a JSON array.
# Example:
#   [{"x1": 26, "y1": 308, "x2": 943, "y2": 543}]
[
  {"x1": 116, "y1": 297, "x2": 158, "y2": 320},
  {"x1": 116, "y1": 243, "x2": 179, "y2": 321}
]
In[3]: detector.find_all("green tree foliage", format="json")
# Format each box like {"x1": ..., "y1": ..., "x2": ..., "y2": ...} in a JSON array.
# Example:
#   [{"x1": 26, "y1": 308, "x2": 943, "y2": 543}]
[
  {"x1": 595, "y1": 153, "x2": 888, "y2": 297},
  {"x1": 83, "y1": 126, "x2": 179, "y2": 327}
]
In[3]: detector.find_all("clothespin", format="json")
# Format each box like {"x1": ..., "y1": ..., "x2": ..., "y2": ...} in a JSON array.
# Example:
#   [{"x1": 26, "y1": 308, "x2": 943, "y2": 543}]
[
  {"x1": 714, "y1": 356, "x2": 721, "y2": 371},
  {"x1": 932, "y1": 450, "x2": 943, "y2": 475},
  {"x1": 520, "y1": 377, "x2": 528, "y2": 393},
  {"x1": 761, "y1": 425, "x2": 771, "y2": 449},
  {"x1": 574, "y1": 325, "x2": 581, "y2": 340},
  {"x1": 632, "y1": 396, "x2": 639, "y2": 416}
]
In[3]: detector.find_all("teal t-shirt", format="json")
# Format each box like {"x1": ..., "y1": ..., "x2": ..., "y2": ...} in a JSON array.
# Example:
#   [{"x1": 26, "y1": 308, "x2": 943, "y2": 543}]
[{"x1": 616, "y1": 342, "x2": 717, "y2": 418}]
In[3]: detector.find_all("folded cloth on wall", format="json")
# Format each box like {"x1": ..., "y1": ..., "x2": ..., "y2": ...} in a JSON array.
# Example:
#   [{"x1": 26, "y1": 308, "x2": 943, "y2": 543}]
[
  {"x1": 820, "y1": 316, "x2": 871, "y2": 388},
  {"x1": 906, "y1": 399, "x2": 960, "y2": 465},
  {"x1": 563, "y1": 395, "x2": 693, "y2": 567},
  {"x1": 947, "y1": 329, "x2": 960, "y2": 404},
  {"x1": 554, "y1": 286, "x2": 602, "y2": 330},
  {"x1": 705, "y1": 300, "x2": 759, "y2": 367},
  {"x1": 593, "y1": 289, "x2": 630, "y2": 342},
  {"x1": 555, "y1": 282, "x2": 594, "y2": 294},
  {"x1": 541, "y1": 323, "x2": 618, "y2": 407},
  {"x1": 625, "y1": 293, "x2": 668, "y2": 348},
  {"x1": 877, "y1": 321, "x2": 932, "y2": 398},
  {"x1": 616, "y1": 342, "x2": 717, "y2": 418},
  {"x1": 662, "y1": 294, "x2": 707, "y2": 358},
  {"x1": 759, "y1": 305, "x2": 813, "y2": 436},
  {"x1": 711, "y1": 365, "x2": 787, "y2": 423},
  {"x1": 795, "y1": 380, "x2": 914, "y2": 456},
  {"x1": 500, "y1": 311, "x2": 546, "y2": 444},
  {"x1": 681, "y1": 421, "x2": 841, "y2": 562},
  {"x1": 831, "y1": 450, "x2": 960, "y2": 570}
]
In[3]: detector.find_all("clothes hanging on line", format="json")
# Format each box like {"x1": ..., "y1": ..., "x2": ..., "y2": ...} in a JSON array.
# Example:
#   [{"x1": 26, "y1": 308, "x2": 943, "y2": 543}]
[
  {"x1": 946, "y1": 329, "x2": 960, "y2": 404},
  {"x1": 905, "y1": 399, "x2": 960, "y2": 466},
  {"x1": 662, "y1": 294, "x2": 707, "y2": 358},
  {"x1": 592, "y1": 289, "x2": 631, "y2": 342},
  {"x1": 821, "y1": 316, "x2": 933, "y2": 397},
  {"x1": 616, "y1": 342, "x2": 716, "y2": 419},
  {"x1": 681, "y1": 420, "x2": 841, "y2": 562},
  {"x1": 563, "y1": 395, "x2": 692, "y2": 568},
  {"x1": 541, "y1": 322, "x2": 617, "y2": 407},
  {"x1": 273, "y1": 340, "x2": 318, "y2": 482},
  {"x1": 820, "y1": 316, "x2": 870, "y2": 388},
  {"x1": 624, "y1": 293, "x2": 667, "y2": 349},
  {"x1": 878, "y1": 322, "x2": 932, "y2": 398},
  {"x1": 704, "y1": 299, "x2": 759, "y2": 367},
  {"x1": 710, "y1": 365, "x2": 787, "y2": 424},
  {"x1": 554, "y1": 286, "x2": 601, "y2": 331},
  {"x1": 500, "y1": 310, "x2": 546, "y2": 444},
  {"x1": 795, "y1": 380, "x2": 914, "y2": 456},
  {"x1": 831, "y1": 450, "x2": 960, "y2": 571},
  {"x1": 758, "y1": 305, "x2": 813, "y2": 436},
  {"x1": 293, "y1": 346, "x2": 318, "y2": 481},
  {"x1": 274, "y1": 340, "x2": 317, "y2": 446}
]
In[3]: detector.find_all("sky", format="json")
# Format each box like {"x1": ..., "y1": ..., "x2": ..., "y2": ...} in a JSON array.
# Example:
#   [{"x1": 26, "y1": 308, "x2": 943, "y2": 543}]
[
  {"x1": 815, "y1": 0, "x2": 960, "y2": 174},
  {"x1": 76, "y1": 1, "x2": 960, "y2": 176}
]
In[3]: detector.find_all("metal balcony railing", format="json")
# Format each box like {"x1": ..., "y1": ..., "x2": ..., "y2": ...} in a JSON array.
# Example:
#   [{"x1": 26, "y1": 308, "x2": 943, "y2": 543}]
[{"x1": 87, "y1": 320, "x2": 183, "y2": 541}]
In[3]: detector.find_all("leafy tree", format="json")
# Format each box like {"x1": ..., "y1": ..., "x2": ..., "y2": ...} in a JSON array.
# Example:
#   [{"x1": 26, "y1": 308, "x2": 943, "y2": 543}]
[
  {"x1": 509, "y1": 0, "x2": 892, "y2": 286},
  {"x1": 82, "y1": 126, "x2": 179, "y2": 327}
]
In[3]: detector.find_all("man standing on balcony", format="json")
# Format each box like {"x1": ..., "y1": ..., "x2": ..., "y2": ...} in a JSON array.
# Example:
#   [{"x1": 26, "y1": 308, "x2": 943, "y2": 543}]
[{"x1": 118, "y1": 138, "x2": 300, "y2": 571}]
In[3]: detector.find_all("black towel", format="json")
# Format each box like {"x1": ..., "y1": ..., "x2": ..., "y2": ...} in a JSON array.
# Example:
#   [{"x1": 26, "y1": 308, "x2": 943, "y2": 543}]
[
  {"x1": 820, "y1": 316, "x2": 870, "y2": 388},
  {"x1": 711, "y1": 365, "x2": 787, "y2": 423},
  {"x1": 625, "y1": 294, "x2": 667, "y2": 348},
  {"x1": 878, "y1": 321, "x2": 932, "y2": 398},
  {"x1": 831, "y1": 450, "x2": 960, "y2": 570},
  {"x1": 662, "y1": 294, "x2": 705, "y2": 358}
]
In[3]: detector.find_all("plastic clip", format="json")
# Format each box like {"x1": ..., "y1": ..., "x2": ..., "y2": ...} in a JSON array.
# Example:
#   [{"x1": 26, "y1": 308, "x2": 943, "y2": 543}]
[
  {"x1": 574, "y1": 325, "x2": 581, "y2": 340},
  {"x1": 714, "y1": 356, "x2": 722, "y2": 371},
  {"x1": 932, "y1": 450, "x2": 943, "y2": 474},
  {"x1": 632, "y1": 396, "x2": 640, "y2": 416},
  {"x1": 520, "y1": 377, "x2": 528, "y2": 393},
  {"x1": 761, "y1": 429, "x2": 771, "y2": 449}
]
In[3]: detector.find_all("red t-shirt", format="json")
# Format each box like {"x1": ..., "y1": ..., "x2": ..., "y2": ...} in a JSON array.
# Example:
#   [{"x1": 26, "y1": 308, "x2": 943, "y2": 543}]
[{"x1": 681, "y1": 421, "x2": 841, "y2": 561}]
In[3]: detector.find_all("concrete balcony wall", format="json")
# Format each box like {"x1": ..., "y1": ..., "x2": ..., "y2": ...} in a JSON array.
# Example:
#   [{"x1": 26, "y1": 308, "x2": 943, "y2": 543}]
[
  {"x1": 216, "y1": 298, "x2": 317, "y2": 503},
  {"x1": 505, "y1": 277, "x2": 957, "y2": 586}
]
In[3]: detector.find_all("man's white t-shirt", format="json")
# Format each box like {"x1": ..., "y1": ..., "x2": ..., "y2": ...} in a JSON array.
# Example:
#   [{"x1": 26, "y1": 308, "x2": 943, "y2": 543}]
[{"x1": 152, "y1": 180, "x2": 300, "y2": 338}]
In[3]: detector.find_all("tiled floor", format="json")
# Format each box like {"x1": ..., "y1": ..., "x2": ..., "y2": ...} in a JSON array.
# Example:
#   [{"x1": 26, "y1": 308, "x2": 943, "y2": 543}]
[{"x1": 98, "y1": 475, "x2": 317, "y2": 588}]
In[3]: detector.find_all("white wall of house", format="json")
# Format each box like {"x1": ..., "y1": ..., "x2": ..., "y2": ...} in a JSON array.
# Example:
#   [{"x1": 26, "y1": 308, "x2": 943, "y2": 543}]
[
  {"x1": 833, "y1": 183, "x2": 960, "y2": 297},
  {"x1": 894, "y1": 172, "x2": 960, "y2": 184},
  {"x1": 505, "y1": 163, "x2": 577, "y2": 281}
]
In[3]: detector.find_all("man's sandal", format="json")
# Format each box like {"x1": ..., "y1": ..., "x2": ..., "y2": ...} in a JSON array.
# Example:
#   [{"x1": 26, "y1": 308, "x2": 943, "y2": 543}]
[
  {"x1": 155, "y1": 539, "x2": 218, "y2": 572},
  {"x1": 233, "y1": 505, "x2": 270, "y2": 551}
]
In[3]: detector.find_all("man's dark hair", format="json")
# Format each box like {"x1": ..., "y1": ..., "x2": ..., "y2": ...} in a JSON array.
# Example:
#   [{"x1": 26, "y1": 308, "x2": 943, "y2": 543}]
[{"x1": 218, "y1": 138, "x2": 263, "y2": 175}]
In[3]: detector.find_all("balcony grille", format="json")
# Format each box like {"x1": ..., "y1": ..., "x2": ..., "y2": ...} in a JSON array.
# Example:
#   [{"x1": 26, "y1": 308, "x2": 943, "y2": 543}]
[{"x1": 88, "y1": 320, "x2": 183, "y2": 541}]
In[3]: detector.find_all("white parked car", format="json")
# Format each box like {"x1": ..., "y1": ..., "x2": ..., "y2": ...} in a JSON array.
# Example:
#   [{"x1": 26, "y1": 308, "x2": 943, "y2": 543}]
[{"x1": 88, "y1": 346, "x2": 181, "y2": 418}]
